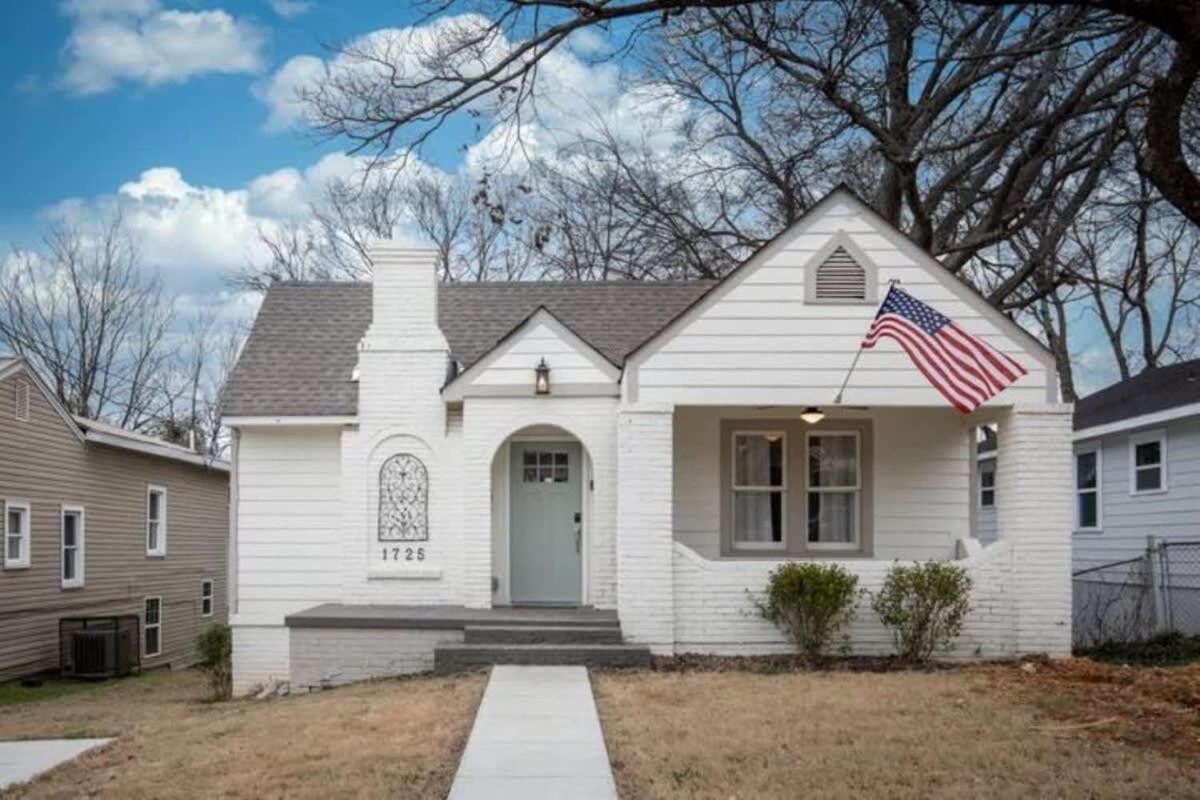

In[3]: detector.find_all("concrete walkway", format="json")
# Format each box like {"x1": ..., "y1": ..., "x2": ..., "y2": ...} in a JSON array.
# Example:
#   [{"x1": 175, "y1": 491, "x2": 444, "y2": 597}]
[
  {"x1": 448, "y1": 666, "x2": 618, "y2": 799},
  {"x1": 0, "y1": 738, "x2": 110, "y2": 789}
]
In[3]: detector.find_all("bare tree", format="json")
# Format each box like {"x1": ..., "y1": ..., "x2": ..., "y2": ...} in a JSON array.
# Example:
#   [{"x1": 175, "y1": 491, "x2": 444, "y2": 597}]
[{"x1": 0, "y1": 216, "x2": 175, "y2": 428}]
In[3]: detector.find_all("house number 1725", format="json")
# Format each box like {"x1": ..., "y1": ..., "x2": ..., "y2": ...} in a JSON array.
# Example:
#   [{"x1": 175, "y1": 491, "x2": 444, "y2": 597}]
[{"x1": 382, "y1": 546, "x2": 426, "y2": 562}]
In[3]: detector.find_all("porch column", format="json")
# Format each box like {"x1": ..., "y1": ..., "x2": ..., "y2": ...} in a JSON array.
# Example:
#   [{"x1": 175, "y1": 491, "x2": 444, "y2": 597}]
[
  {"x1": 995, "y1": 403, "x2": 1073, "y2": 657},
  {"x1": 616, "y1": 405, "x2": 675, "y2": 653}
]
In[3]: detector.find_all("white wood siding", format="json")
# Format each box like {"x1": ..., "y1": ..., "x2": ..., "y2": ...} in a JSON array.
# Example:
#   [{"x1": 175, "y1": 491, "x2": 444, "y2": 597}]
[
  {"x1": 673, "y1": 406, "x2": 970, "y2": 560},
  {"x1": 472, "y1": 321, "x2": 613, "y2": 387},
  {"x1": 633, "y1": 197, "x2": 1051, "y2": 406},
  {"x1": 1073, "y1": 415, "x2": 1200, "y2": 571},
  {"x1": 234, "y1": 427, "x2": 342, "y2": 624}
]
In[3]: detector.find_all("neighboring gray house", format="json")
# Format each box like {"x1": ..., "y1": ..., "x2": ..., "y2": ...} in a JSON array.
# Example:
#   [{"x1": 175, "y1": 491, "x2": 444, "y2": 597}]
[
  {"x1": 1070, "y1": 359, "x2": 1200, "y2": 572},
  {"x1": 0, "y1": 358, "x2": 231, "y2": 681}
]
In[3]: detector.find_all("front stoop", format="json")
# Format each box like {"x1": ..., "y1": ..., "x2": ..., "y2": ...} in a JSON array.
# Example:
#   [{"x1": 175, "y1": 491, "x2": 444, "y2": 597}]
[{"x1": 435, "y1": 621, "x2": 650, "y2": 672}]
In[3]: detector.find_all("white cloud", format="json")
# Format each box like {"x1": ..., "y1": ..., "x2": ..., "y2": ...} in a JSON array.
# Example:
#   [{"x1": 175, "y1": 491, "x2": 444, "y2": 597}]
[
  {"x1": 253, "y1": 54, "x2": 324, "y2": 131},
  {"x1": 61, "y1": 0, "x2": 266, "y2": 95},
  {"x1": 269, "y1": 0, "x2": 312, "y2": 18}
]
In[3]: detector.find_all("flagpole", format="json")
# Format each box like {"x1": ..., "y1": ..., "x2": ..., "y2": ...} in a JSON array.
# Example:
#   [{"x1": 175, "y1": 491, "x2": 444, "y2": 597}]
[{"x1": 834, "y1": 279, "x2": 900, "y2": 405}]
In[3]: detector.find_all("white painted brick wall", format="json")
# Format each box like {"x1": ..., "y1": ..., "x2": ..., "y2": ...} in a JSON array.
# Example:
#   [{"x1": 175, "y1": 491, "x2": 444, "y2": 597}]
[
  {"x1": 998, "y1": 404, "x2": 1074, "y2": 656},
  {"x1": 232, "y1": 625, "x2": 290, "y2": 695},
  {"x1": 617, "y1": 406, "x2": 675, "y2": 652},
  {"x1": 289, "y1": 628, "x2": 463, "y2": 689}
]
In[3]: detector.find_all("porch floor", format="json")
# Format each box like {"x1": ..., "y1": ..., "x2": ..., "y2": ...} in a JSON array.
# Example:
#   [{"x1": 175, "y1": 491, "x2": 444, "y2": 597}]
[{"x1": 284, "y1": 604, "x2": 618, "y2": 630}]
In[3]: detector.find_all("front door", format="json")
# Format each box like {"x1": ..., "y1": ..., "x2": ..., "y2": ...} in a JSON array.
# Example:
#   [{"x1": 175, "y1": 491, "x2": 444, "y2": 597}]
[{"x1": 510, "y1": 441, "x2": 583, "y2": 605}]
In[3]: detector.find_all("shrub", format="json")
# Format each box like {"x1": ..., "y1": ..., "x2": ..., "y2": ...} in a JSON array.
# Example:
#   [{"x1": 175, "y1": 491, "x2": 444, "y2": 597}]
[
  {"x1": 756, "y1": 562, "x2": 860, "y2": 660},
  {"x1": 872, "y1": 561, "x2": 972, "y2": 663},
  {"x1": 196, "y1": 623, "x2": 232, "y2": 700}
]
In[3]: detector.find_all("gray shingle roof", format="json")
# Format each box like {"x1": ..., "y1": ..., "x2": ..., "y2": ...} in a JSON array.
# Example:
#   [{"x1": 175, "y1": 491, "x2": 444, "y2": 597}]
[
  {"x1": 1074, "y1": 358, "x2": 1200, "y2": 431},
  {"x1": 223, "y1": 280, "x2": 714, "y2": 417}
]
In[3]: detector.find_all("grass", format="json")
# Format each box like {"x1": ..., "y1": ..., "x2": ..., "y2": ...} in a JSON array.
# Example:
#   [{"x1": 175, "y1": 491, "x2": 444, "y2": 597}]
[
  {"x1": 0, "y1": 668, "x2": 486, "y2": 799},
  {"x1": 593, "y1": 661, "x2": 1200, "y2": 799}
]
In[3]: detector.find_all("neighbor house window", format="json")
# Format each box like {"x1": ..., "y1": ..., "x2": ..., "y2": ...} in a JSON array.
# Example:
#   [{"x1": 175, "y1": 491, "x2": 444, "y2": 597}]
[
  {"x1": 1075, "y1": 446, "x2": 1102, "y2": 531},
  {"x1": 979, "y1": 463, "x2": 996, "y2": 509},
  {"x1": 146, "y1": 485, "x2": 167, "y2": 556},
  {"x1": 732, "y1": 432, "x2": 786, "y2": 549},
  {"x1": 4, "y1": 501, "x2": 31, "y2": 569},
  {"x1": 1129, "y1": 430, "x2": 1166, "y2": 495},
  {"x1": 14, "y1": 379, "x2": 31, "y2": 422},
  {"x1": 144, "y1": 597, "x2": 162, "y2": 657},
  {"x1": 807, "y1": 432, "x2": 860, "y2": 548},
  {"x1": 61, "y1": 506, "x2": 85, "y2": 588},
  {"x1": 201, "y1": 579, "x2": 214, "y2": 617}
]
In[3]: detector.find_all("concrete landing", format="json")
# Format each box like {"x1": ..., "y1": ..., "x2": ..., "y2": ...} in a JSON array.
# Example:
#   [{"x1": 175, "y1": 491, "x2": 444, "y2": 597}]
[
  {"x1": 448, "y1": 666, "x2": 617, "y2": 800},
  {"x1": 0, "y1": 738, "x2": 110, "y2": 789}
]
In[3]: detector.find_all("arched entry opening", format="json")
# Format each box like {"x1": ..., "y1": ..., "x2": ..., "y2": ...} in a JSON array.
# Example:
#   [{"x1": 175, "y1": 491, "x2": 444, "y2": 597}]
[{"x1": 490, "y1": 424, "x2": 591, "y2": 606}]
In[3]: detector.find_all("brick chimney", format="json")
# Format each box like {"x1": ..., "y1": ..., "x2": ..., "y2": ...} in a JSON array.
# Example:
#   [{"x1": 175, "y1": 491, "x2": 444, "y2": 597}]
[{"x1": 362, "y1": 241, "x2": 448, "y2": 352}]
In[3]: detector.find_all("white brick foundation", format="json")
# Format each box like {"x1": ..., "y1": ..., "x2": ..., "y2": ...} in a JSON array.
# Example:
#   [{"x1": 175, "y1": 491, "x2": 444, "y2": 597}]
[{"x1": 289, "y1": 628, "x2": 464, "y2": 689}]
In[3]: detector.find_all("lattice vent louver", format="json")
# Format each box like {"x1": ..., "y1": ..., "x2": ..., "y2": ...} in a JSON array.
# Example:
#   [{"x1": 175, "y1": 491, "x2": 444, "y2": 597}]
[
  {"x1": 15, "y1": 379, "x2": 31, "y2": 421},
  {"x1": 814, "y1": 247, "x2": 866, "y2": 300}
]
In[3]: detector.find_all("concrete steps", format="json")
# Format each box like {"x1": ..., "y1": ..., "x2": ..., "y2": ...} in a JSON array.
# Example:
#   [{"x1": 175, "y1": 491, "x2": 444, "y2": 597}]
[
  {"x1": 435, "y1": 643, "x2": 651, "y2": 672},
  {"x1": 463, "y1": 624, "x2": 624, "y2": 645}
]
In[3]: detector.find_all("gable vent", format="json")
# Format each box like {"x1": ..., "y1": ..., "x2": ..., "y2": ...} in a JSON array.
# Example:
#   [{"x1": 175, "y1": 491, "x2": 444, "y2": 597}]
[
  {"x1": 14, "y1": 378, "x2": 31, "y2": 422},
  {"x1": 814, "y1": 247, "x2": 867, "y2": 301}
]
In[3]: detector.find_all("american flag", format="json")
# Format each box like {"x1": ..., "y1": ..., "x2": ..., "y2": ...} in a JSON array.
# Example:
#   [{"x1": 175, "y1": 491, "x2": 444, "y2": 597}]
[{"x1": 862, "y1": 285, "x2": 1027, "y2": 413}]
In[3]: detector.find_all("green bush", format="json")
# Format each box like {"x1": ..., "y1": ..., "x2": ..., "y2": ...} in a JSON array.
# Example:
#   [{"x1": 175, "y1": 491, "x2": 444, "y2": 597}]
[
  {"x1": 196, "y1": 623, "x2": 232, "y2": 700},
  {"x1": 757, "y1": 562, "x2": 860, "y2": 660},
  {"x1": 872, "y1": 561, "x2": 972, "y2": 663}
]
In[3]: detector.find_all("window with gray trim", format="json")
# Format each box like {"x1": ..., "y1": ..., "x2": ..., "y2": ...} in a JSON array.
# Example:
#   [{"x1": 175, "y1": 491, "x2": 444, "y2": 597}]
[
  {"x1": 807, "y1": 432, "x2": 860, "y2": 547},
  {"x1": 1075, "y1": 448, "x2": 1100, "y2": 530},
  {"x1": 979, "y1": 463, "x2": 996, "y2": 508},
  {"x1": 731, "y1": 432, "x2": 786, "y2": 549}
]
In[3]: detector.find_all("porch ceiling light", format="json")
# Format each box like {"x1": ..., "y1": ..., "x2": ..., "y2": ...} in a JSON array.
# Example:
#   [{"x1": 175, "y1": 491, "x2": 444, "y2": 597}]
[
  {"x1": 800, "y1": 406, "x2": 825, "y2": 424},
  {"x1": 535, "y1": 357, "x2": 551, "y2": 395}
]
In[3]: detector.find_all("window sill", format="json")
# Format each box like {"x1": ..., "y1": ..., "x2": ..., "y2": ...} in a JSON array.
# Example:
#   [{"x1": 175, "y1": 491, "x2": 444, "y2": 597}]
[
  {"x1": 1073, "y1": 528, "x2": 1104, "y2": 536},
  {"x1": 2, "y1": 563, "x2": 31, "y2": 571},
  {"x1": 1129, "y1": 488, "x2": 1168, "y2": 497},
  {"x1": 145, "y1": 553, "x2": 167, "y2": 559},
  {"x1": 61, "y1": 583, "x2": 85, "y2": 590}
]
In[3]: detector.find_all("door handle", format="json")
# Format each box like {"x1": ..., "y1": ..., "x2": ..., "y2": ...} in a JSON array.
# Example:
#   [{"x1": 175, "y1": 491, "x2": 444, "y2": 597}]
[{"x1": 575, "y1": 524, "x2": 582, "y2": 554}]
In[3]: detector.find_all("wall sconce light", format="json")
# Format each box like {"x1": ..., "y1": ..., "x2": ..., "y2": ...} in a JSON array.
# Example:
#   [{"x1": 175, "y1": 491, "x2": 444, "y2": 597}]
[
  {"x1": 535, "y1": 358, "x2": 551, "y2": 395},
  {"x1": 800, "y1": 406, "x2": 825, "y2": 424}
]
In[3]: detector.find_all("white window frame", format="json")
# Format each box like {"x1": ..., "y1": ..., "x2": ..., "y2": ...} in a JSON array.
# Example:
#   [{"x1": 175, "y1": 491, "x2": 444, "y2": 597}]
[
  {"x1": 201, "y1": 579, "x2": 214, "y2": 617},
  {"x1": 1074, "y1": 444, "x2": 1103, "y2": 533},
  {"x1": 731, "y1": 430, "x2": 788, "y2": 551},
  {"x1": 4, "y1": 500, "x2": 31, "y2": 570},
  {"x1": 978, "y1": 462, "x2": 996, "y2": 509},
  {"x1": 1128, "y1": 429, "x2": 1167, "y2": 496},
  {"x1": 146, "y1": 485, "x2": 167, "y2": 557},
  {"x1": 806, "y1": 430, "x2": 862, "y2": 551},
  {"x1": 61, "y1": 505, "x2": 85, "y2": 589},
  {"x1": 143, "y1": 596, "x2": 162, "y2": 657}
]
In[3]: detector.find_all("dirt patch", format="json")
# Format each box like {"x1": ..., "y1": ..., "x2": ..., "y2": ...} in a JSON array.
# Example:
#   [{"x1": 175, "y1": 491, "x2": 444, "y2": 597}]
[
  {"x1": 593, "y1": 666, "x2": 1200, "y2": 799},
  {"x1": 0, "y1": 669, "x2": 486, "y2": 799},
  {"x1": 981, "y1": 657, "x2": 1200, "y2": 760}
]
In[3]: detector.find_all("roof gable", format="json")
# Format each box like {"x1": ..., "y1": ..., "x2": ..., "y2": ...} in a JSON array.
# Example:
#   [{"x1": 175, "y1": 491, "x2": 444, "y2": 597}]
[{"x1": 0, "y1": 359, "x2": 86, "y2": 443}]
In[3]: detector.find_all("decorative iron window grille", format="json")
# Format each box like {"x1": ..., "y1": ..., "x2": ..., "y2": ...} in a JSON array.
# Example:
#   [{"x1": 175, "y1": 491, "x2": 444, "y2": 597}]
[{"x1": 379, "y1": 454, "x2": 429, "y2": 542}]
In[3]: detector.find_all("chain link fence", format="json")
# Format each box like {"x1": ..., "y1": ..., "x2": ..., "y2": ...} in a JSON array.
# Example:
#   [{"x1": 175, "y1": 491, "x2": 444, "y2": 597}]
[{"x1": 1073, "y1": 539, "x2": 1200, "y2": 648}]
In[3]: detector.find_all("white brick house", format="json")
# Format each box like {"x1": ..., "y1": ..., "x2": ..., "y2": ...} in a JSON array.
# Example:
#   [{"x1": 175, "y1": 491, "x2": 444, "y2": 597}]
[{"x1": 222, "y1": 187, "x2": 1073, "y2": 694}]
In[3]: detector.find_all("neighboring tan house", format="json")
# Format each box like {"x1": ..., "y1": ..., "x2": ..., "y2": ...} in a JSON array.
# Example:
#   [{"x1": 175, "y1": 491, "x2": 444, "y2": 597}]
[
  {"x1": 222, "y1": 187, "x2": 1073, "y2": 695},
  {"x1": 1070, "y1": 360, "x2": 1200, "y2": 571},
  {"x1": 0, "y1": 358, "x2": 230, "y2": 682}
]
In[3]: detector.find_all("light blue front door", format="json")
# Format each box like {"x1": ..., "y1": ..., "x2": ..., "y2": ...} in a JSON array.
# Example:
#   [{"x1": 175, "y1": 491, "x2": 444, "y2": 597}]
[{"x1": 510, "y1": 442, "x2": 583, "y2": 605}]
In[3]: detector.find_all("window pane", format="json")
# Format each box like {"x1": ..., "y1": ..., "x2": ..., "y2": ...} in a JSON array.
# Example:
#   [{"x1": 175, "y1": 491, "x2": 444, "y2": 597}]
[
  {"x1": 145, "y1": 599, "x2": 160, "y2": 624},
  {"x1": 808, "y1": 492, "x2": 855, "y2": 544},
  {"x1": 735, "y1": 435, "x2": 783, "y2": 487},
  {"x1": 1135, "y1": 467, "x2": 1161, "y2": 492},
  {"x1": 146, "y1": 627, "x2": 159, "y2": 655},
  {"x1": 554, "y1": 452, "x2": 568, "y2": 467},
  {"x1": 63, "y1": 549, "x2": 75, "y2": 581},
  {"x1": 523, "y1": 467, "x2": 537, "y2": 483},
  {"x1": 1135, "y1": 441, "x2": 1161, "y2": 467},
  {"x1": 6, "y1": 536, "x2": 19, "y2": 562},
  {"x1": 980, "y1": 470, "x2": 995, "y2": 489},
  {"x1": 809, "y1": 435, "x2": 857, "y2": 487},
  {"x1": 1076, "y1": 452, "x2": 1097, "y2": 489},
  {"x1": 981, "y1": 489, "x2": 995, "y2": 508},
  {"x1": 553, "y1": 466, "x2": 568, "y2": 483},
  {"x1": 6, "y1": 510, "x2": 19, "y2": 536},
  {"x1": 733, "y1": 491, "x2": 783, "y2": 544},
  {"x1": 523, "y1": 451, "x2": 536, "y2": 467},
  {"x1": 1078, "y1": 491, "x2": 1098, "y2": 528},
  {"x1": 63, "y1": 514, "x2": 77, "y2": 547},
  {"x1": 148, "y1": 521, "x2": 159, "y2": 551},
  {"x1": 148, "y1": 491, "x2": 160, "y2": 520}
]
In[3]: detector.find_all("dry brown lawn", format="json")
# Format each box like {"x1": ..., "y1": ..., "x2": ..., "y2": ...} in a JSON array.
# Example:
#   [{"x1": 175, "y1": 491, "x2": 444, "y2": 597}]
[
  {"x1": 0, "y1": 668, "x2": 486, "y2": 800},
  {"x1": 594, "y1": 662, "x2": 1200, "y2": 799}
]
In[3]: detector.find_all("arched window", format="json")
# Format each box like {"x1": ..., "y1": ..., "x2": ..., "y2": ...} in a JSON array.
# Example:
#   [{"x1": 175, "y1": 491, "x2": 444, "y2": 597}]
[{"x1": 378, "y1": 454, "x2": 429, "y2": 541}]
